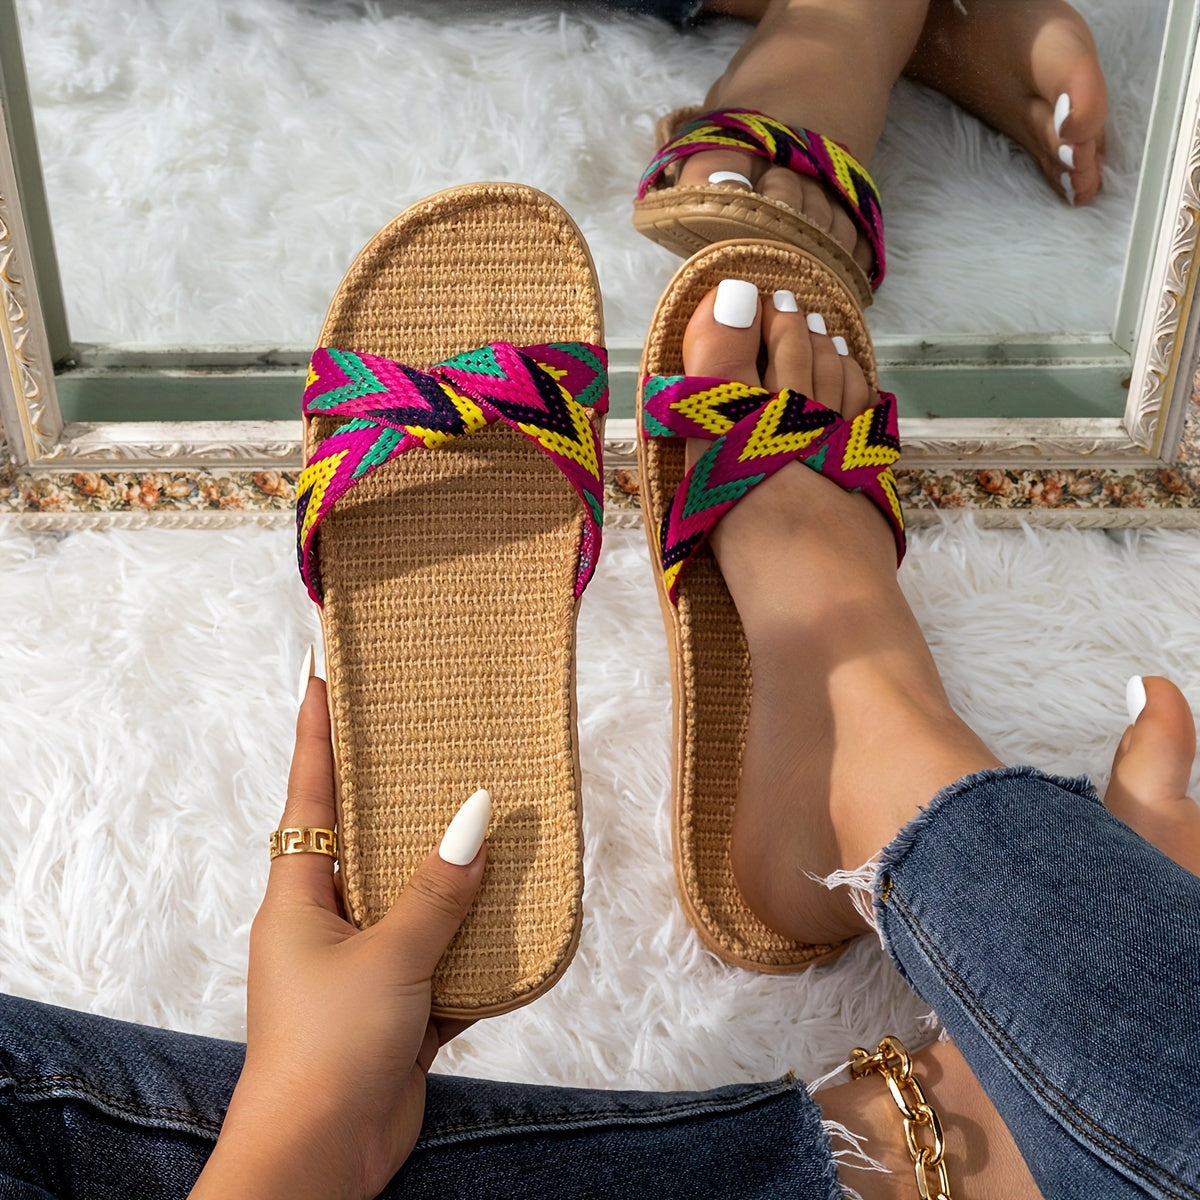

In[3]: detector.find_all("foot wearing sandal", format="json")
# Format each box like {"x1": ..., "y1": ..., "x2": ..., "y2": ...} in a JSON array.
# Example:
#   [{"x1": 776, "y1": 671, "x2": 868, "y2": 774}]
[
  {"x1": 906, "y1": 0, "x2": 1107, "y2": 206},
  {"x1": 686, "y1": 0, "x2": 930, "y2": 260},
  {"x1": 677, "y1": 278, "x2": 1002, "y2": 947},
  {"x1": 635, "y1": 0, "x2": 930, "y2": 299}
]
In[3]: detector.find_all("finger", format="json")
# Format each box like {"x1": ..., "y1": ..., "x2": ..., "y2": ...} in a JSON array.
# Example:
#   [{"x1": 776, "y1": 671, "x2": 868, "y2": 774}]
[
  {"x1": 270, "y1": 673, "x2": 339, "y2": 907},
  {"x1": 416, "y1": 1017, "x2": 477, "y2": 1073},
  {"x1": 333, "y1": 866, "x2": 347, "y2": 919},
  {"x1": 416, "y1": 1021, "x2": 441, "y2": 1075},
  {"x1": 433, "y1": 1017, "x2": 475, "y2": 1047},
  {"x1": 375, "y1": 790, "x2": 491, "y2": 982}
]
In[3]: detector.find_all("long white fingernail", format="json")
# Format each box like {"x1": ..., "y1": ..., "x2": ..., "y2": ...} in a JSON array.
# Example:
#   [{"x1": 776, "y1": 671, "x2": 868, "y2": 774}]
[
  {"x1": 773, "y1": 289, "x2": 798, "y2": 313},
  {"x1": 708, "y1": 170, "x2": 753, "y2": 189},
  {"x1": 1058, "y1": 144, "x2": 1075, "y2": 170},
  {"x1": 439, "y1": 789, "x2": 492, "y2": 865},
  {"x1": 1125, "y1": 675, "x2": 1147, "y2": 724},
  {"x1": 713, "y1": 279, "x2": 758, "y2": 329},
  {"x1": 831, "y1": 335, "x2": 849, "y2": 357},
  {"x1": 1054, "y1": 92, "x2": 1071, "y2": 138},
  {"x1": 806, "y1": 312, "x2": 828, "y2": 335},
  {"x1": 1061, "y1": 172, "x2": 1076, "y2": 205},
  {"x1": 297, "y1": 643, "x2": 315, "y2": 707}
]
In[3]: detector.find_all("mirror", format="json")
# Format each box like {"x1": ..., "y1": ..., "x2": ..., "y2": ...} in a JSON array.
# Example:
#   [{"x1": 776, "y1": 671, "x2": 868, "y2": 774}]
[{"x1": 1, "y1": 0, "x2": 1198, "y2": 520}]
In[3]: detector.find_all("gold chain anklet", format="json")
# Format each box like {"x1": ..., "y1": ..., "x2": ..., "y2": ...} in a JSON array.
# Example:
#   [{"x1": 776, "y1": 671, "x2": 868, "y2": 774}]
[{"x1": 849, "y1": 1036, "x2": 952, "y2": 1200}]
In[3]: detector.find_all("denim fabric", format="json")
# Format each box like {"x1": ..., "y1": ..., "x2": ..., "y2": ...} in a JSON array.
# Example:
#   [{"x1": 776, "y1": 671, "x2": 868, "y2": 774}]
[
  {"x1": 0, "y1": 993, "x2": 839, "y2": 1199},
  {"x1": 876, "y1": 766, "x2": 1200, "y2": 1200},
  {"x1": 2, "y1": 766, "x2": 1197, "y2": 1196}
]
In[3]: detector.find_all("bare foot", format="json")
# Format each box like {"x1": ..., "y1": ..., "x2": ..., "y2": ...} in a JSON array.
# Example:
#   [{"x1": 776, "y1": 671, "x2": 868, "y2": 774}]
[
  {"x1": 906, "y1": 0, "x2": 1108, "y2": 205},
  {"x1": 817, "y1": 1038, "x2": 1042, "y2": 1199},
  {"x1": 1105, "y1": 675, "x2": 1200, "y2": 873},
  {"x1": 678, "y1": 0, "x2": 931, "y2": 278},
  {"x1": 678, "y1": 279, "x2": 1001, "y2": 946}
]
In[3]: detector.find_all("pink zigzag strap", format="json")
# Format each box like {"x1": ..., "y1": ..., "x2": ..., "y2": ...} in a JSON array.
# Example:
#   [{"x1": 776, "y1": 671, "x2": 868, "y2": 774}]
[
  {"x1": 642, "y1": 374, "x2": 904, "y2": 604},
  {"x1": 637, "y1": 108, "x2": 886, "y2": 289},
  {"x1": 298, "y1": 342, "x2": 608, "y2": 605}
]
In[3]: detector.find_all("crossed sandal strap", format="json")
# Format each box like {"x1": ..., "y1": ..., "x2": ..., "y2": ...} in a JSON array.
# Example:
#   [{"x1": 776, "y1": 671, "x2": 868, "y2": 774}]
[
  {"x1": 637, "y1": 108, "x2": 886, "y2": 289},
  {"x1": 643, "y1": 374, "x2": 904, "y2": 603},
  {"x1": 298, "y1": 341, "x2": 609, "y2": 604}
]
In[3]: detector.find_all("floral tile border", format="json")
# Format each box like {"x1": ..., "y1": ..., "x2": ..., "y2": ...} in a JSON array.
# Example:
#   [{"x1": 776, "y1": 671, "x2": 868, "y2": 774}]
[{"x1": 0, "y1": 468, "x2": 297, "y2": 516}]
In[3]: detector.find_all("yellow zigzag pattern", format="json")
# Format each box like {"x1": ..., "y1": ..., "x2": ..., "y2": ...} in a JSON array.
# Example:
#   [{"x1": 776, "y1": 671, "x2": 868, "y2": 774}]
[
  {"x1": 663, "y1": 560, "x2": 683, "y2": 596},
  {"x1": 821, "y1": 138, "x2": 866, "y2": 207},
  {"x1": 298, "y1": 447, "x2": 347, "y2": 549},
  {"x1": 520, "y1": 362, "x2": 601, "y2": 477},
  {"x1": 841, "y1": 408, "x2": 900, "y2": 471},
  {"x1": 738, "y1": 393, "x2": 827, "y2": 462},
  {"x1": 671, "y1": 381, "x2": 753, "y2": 437},
  {"x1": 878, "y1": 469, "x2": 904, "y2": 529},
  {"x1": 407, "y1": 383, "x2": 487, "y2": 448},
  {"x1": 729, "y1": 114, "x2": 869, "y2": 209}
]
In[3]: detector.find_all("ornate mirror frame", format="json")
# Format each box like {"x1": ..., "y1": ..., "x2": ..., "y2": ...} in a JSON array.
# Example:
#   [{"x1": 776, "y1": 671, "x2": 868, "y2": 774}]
[{"x1": 2, "y1": 0, "x2": 1199, "y2": 528}]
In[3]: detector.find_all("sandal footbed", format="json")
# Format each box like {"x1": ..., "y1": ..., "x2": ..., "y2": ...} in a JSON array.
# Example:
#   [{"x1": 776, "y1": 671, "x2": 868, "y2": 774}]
[
  {"x1": 309, "y1": 183, "x2": 602, "y2": 1017},
  {"x1": 637, "y1": 238, "x2": 877, "y2": 972}
]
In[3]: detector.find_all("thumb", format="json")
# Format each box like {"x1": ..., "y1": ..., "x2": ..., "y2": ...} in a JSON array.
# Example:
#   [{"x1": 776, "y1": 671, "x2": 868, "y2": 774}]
[{"x1": 376, "y1": 789, "x2": 491, "y2": 980}]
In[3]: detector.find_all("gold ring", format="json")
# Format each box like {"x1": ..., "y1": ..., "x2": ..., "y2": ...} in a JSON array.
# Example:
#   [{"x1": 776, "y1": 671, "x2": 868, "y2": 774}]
[{"x1": 269, "y1": 827, "x2": 337, "y2": 861}]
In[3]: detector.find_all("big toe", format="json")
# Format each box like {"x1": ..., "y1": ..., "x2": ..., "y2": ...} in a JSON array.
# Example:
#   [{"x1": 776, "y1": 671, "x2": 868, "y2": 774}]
[
  {"x1": 1106, "y1": 675, "x2": 1196, "y2": 815},
  {"x1": 676, "y1": 149, "x2": 758, "y2": 194},
  {"x1": 1033, "y1": 24, "x2": 1108, "y2": 205},
  {"x1": 683, "y1": 278, "x2": 764, "y2": 383},
  {"x1": 681, "y1": 279, "x2": 763, "y2": 470}
]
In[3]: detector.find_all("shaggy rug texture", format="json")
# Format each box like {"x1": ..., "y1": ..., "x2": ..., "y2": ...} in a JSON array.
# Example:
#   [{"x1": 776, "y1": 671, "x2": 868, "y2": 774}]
[
  {"x1": 15, "y1": 0, "x2": 1167, "y2": 346},
  {"x1": 3, "y1": 0, "x2": 1196, "y2": 1163},
  {"x1": 1, "y1": 519, "x2": 1198, "y2": 1096}
]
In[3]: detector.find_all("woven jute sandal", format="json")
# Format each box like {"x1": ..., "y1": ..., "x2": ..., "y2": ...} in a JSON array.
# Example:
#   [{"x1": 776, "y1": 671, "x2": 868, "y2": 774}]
[
  {"x1": 297, "y1": 183, "x2": 607, "y2": 1018},
  {"x1": 637, "y1": 239, "x2": 904, "y2": 972},
  {"x1": 633, "y1": 108, "x2": 885, "y2": 311}
]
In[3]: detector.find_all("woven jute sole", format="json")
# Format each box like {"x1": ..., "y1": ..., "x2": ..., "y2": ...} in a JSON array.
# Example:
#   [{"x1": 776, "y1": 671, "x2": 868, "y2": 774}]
[
  {"x1": 632, "y1": 107, "x2": 874, "y2": 311},
  {"x1": 637, "y1": 239, "x2": 878, "y2": 972},
  {"x1": 308, "y1": 183, "x2": 603, "y2": 1018}
]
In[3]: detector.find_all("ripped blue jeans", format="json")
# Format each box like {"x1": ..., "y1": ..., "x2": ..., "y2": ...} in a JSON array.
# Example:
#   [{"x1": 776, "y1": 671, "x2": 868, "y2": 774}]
[{"x1": 0, "y1": 767, "x2": 1195, "y2": 1198}]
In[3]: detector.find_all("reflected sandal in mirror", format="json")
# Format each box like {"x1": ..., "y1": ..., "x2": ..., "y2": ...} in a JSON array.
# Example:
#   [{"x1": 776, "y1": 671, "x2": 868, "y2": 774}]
[{"x1": 633, "y1": 107, "x2": 885, "y2": 310}]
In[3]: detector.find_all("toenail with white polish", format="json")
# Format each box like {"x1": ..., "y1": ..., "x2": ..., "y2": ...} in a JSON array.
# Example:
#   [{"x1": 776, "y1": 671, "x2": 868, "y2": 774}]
[
  {"x1": 1125, "y1": 675, "x2": 1147, "y2": 723},
  {"x1": 708, "y1": 170, "x2": 753, "y2": 190},
  {"x1": 773, "y1": 289, "x2": 798, "y2": 313},
  {"x1": 713, "y1": 279, "x2": 758, "y2": 329},
  {"x1": 831, "y1": 336, "x2": 849, "y2": 357},
  {"x1": 1054, "y1": 92, "x2": 1071, "y2": 138},
  {"x1": 1058, "y1": 144, "x2": 1076, "y2": 170},
  {"x1": 1061, "y1": 172, "x2": 1076, "y2": 205},
  {"x1": 806, "y1": 312, "x2": 828, "y2": 336}
]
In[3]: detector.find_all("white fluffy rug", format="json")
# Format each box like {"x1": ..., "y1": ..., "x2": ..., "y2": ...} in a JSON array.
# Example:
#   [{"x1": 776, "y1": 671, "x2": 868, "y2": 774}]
[
  {"x1": 1, "y1": 519, "x2": 1198, "y2": 1093},
  {"x1": 15, "y1": 0, "x2": 1167, "y2": 346}
]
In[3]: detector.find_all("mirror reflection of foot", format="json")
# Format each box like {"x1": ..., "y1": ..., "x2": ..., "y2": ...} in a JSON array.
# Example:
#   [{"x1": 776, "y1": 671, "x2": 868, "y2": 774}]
[
  {"x1": 907, "y1": 0, "x2": 1109, "y2": 206},
  {"x1": 1105, "y1": 675, "x2": 1200, "y2": 873},
  {"x1": 676, "y1": 0, "x2": 932, "y2": 279}
]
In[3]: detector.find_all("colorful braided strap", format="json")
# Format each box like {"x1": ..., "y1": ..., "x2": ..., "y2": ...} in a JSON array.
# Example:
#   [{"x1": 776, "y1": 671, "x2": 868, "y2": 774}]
[
  {"x1": 298, "y1": 342, "x2": 608, "y2": 605},
  {"x1": 637, "y1": 108, "x2": 886, "y2": 289},
  {"x1": 642, "y1": 374, "x2": 904, "y2": 603}
]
